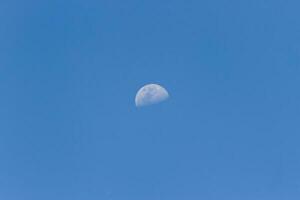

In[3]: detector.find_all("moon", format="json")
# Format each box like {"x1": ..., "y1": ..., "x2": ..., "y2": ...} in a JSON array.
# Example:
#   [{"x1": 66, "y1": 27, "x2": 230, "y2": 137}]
[{"x1": 135, "y1": 84, "x2": 169, "y2": 107}]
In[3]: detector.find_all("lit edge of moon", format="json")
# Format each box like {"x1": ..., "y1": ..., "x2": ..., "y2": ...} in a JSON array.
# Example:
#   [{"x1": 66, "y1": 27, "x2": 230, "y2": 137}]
[{"x1": 135, "y1": 84, "x2": 169, "y2": 107}]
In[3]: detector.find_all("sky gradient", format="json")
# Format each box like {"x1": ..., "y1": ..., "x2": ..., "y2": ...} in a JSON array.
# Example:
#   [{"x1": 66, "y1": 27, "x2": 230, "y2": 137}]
[{"x1": 1, "y1": 0, "x2": 300, "y2": 199}]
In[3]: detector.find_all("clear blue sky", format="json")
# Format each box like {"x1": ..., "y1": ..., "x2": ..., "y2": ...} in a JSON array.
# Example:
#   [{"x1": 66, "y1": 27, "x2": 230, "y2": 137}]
[{"x1": 1, "y1": 0, "x2": 300, "y2": 199}]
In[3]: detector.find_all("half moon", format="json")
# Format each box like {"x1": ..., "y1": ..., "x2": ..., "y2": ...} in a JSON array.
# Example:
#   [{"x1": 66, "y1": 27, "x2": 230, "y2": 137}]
[{"x1": 135, "y1": 84, "x2": 169, "y2": 107}]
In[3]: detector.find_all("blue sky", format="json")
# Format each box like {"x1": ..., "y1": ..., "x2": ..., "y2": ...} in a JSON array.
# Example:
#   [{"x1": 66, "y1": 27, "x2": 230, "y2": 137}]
[{"x1": 1, "y1": 0, "x2": 300, "y2": 199}]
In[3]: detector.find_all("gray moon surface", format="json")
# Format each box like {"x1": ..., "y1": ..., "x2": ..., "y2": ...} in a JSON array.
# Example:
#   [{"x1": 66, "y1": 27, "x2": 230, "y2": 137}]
[{"x1": 135, "y1": 84, "x2": 169, "y2": 107}]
